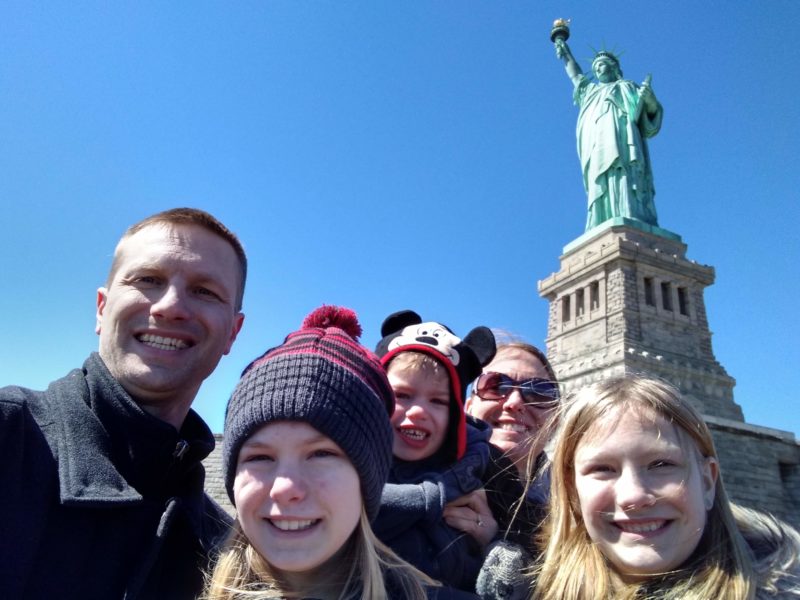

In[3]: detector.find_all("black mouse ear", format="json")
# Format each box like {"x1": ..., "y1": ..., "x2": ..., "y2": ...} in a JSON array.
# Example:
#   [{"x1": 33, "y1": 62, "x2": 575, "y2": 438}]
[
  {"x1": 380, "y1": 310, "x2": 422, "y2": 337},
  {"x1": 463, "y1": 326, "x2": 497, "y2": 368}
]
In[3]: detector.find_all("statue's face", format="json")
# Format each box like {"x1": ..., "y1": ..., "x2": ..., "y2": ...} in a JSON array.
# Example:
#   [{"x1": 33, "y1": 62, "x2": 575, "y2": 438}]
[{"x1": 593, "y1": 59, "x2": 618, "y2": 83}]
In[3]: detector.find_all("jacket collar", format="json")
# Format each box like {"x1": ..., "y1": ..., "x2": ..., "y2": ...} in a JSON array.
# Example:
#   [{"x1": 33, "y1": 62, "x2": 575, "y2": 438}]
[{"x1": 45, "y1": 353, "x2": 215, "y2": 508}]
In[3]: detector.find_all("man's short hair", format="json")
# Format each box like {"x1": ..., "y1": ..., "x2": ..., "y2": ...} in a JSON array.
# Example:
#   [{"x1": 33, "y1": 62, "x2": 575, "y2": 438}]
[{"x1": 107, "y1": 207, "x2": 247, "y2": 311}]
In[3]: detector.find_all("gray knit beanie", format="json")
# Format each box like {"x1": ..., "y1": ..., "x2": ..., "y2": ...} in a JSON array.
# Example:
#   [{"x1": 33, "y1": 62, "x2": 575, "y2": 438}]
[{"x1": 223, "y1": 305, "x2": 395, "y2": 522}]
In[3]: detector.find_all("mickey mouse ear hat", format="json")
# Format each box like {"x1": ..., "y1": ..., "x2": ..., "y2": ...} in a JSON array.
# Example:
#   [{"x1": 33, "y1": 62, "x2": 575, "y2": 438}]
[{"x1": 376, "y1": 309, "x2": 496, "y2": 461}]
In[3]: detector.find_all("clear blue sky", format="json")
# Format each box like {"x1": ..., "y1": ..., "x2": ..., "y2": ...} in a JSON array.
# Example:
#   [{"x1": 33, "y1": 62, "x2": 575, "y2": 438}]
[{"x1": 1, "y1": 2, "x2": 798, "y2": 436}]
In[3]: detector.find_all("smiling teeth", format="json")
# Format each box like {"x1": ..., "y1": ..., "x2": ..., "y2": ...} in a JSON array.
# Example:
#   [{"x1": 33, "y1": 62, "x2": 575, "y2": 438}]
[
  {"x1": 616, "y1": 520, "x2": 665, "y2": 533},
  {"x1": 271, "y1": 519, "x2": 315, "y2": 531},
  {"x1": 139, "y1": 334, "x2": 189, "y2": 350},
  {"x1": 400, "y1": 429, "x2": 427, "y2": 440},
  {"x1": 499, "y1": 423, "x2": 528, "y2": 433}
]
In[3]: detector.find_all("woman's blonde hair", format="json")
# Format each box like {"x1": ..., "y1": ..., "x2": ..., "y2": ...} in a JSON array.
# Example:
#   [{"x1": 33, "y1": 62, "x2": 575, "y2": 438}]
[
  {"x1": 532, "y1": 375, "x2": 756, "y2": 600},
  {"x1": 203, "y1": 507, "x2": 434, "y2": 599}
]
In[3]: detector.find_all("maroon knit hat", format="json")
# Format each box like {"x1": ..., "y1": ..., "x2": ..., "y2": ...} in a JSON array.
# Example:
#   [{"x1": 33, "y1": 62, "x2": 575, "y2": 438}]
[{"x1": 223, "y1": 306, "x2": 395, "y2": 522}]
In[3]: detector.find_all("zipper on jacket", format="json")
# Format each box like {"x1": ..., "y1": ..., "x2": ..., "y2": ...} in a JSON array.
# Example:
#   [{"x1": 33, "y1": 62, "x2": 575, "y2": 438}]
[{"x1": 173, "y1": 440, "x2": 189, "y2": 460}]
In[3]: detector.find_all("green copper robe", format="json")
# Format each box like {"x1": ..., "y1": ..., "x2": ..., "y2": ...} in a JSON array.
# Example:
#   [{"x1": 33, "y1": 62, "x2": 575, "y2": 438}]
[{"x1": 574, "y1": 74, "x2": 663, "y2": 230}]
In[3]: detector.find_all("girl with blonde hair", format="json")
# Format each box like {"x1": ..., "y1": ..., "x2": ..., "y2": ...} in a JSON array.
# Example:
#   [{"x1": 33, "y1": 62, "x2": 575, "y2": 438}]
[
  {"x1": 533, "y1": 375, "x2": 800, "y2": 600},
  {"x1": 203, "y1": 306, "x2": 448, "y2": 600}
]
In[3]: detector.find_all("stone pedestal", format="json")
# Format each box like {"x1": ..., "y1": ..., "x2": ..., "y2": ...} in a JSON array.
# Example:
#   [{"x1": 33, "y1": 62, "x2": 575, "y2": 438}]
[
  {"x1": 539, "y1": 221, "x2": 741, "y2": 419},
  {"x1": 538, "y1": 221, "x2": 800, "y2": 526}
]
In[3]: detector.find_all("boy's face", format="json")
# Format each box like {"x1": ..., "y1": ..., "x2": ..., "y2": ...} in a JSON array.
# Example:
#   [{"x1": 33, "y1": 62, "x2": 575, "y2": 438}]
[{"x1": 387, "y1": 363, "x2": 450, "y2": 461}]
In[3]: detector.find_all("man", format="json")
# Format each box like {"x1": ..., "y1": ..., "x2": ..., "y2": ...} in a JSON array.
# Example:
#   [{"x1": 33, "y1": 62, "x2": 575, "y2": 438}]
[
  {"x1": 0, "y1": 208, "x2": 245, "y2": 599},
  {"x1": 555, "y1": 38, "x2": 663, "y2": 231}
]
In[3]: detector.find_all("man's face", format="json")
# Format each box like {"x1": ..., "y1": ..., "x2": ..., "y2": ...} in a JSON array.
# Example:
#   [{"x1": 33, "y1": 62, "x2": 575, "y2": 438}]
[
  {"x1": 465, "y1": 348, "x2": 554, "y2": 465},
  {"x1": 96, "y1": 223, "x2": 244, "y2": 427}
]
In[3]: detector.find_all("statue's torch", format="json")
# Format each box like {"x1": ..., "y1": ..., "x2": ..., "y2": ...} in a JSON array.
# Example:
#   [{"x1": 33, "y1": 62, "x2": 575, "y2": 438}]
[{"x1": 550, "y1": 18, "x2": 571, "y2": 44}]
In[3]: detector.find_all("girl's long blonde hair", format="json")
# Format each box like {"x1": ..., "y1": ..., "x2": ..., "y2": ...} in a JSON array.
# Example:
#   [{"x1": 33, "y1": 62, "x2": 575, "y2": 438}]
[
  {"x1": 203, "y1": 508, "x2": 434, "y2": 600},
  {"x1": 532, "y1": 375, "x2": 756, "y2": 600}
]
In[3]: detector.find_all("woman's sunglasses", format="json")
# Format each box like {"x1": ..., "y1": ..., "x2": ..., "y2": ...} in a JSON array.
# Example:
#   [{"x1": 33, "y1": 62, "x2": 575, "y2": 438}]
[{"x1": 474, "y1": 372, "x2": 560, "y2": 409}]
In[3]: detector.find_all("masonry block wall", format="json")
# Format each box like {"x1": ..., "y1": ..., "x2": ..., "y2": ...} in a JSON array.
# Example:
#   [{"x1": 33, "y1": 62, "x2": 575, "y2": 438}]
[
  {"x1": 540, "y1": 225, "x2": 741, "y2": 420},
  {"x1": 707, "y1": 419, "x2": 800, "y2": 528},
  {"x1": 205, "y1": 434, "x2": 234, "y2": 516},
  {"x1": 539, "y1": 223, "x2": 797, "y2": 523}
]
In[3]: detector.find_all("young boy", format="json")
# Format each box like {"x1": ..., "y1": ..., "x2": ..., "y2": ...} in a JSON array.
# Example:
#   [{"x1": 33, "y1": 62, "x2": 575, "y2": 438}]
[{"x1": 373, "y1": 310, "x2": 523, "y2": 593}]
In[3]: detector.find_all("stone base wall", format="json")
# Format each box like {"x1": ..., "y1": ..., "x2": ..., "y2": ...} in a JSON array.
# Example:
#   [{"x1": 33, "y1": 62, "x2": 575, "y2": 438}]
[
  {"x1": 205, "y1": 434, "x2": 235, "y2": 516},
  {"x1": 538, "y1": 223, "x2": 796, "y2": 524},
  {"x1": 705, "y1": 417, "x2": 800, "y2": 528},
  {"x1": 539, "y1": 225, "x2": 743, "y2": 418},
  {"x1": 549, "y1": 340, "x2": 742, "y2": 420}
]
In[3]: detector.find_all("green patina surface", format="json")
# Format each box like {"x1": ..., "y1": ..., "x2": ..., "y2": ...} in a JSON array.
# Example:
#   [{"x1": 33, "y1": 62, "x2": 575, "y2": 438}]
[{"x1": 554, "y1": 28, "x2": 664, "y2": 233}]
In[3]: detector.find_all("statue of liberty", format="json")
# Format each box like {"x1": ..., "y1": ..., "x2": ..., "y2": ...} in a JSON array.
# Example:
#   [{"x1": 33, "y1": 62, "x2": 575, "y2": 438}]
[{"x1": 552, "y1": 23, "x2": 663, "y2": 231}]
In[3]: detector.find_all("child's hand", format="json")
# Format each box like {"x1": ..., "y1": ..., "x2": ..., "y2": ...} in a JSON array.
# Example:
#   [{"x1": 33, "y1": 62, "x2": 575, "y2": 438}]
[{"x1": 443, "y1": 489, "x2": 498, "y2": 547}]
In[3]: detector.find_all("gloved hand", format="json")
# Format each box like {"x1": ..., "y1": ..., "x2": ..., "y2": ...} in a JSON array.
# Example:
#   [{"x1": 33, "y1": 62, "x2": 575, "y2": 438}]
[{"x1": 475, "y1": 540, "x2": 531, "y2": 600}]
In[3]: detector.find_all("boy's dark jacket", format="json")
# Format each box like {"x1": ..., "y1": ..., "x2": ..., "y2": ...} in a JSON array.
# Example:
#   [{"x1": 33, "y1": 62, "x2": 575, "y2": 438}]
[
  {"x1": 0, "y1": 352, "x2": 231, "y2": 599},
  {"x1": 374, "y1": 416, "x2": 525, "y2": 592}
]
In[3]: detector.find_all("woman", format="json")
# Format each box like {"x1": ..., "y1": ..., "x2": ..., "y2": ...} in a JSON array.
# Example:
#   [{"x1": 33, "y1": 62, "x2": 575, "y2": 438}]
[
  {"x1": 470, "y1": 341, "x2": 561, "y2": 599},
  {"x1": 203, "y1": 306, "x2": 442, "y2": 599},
  {"x1": 465, "y1": 341, "x2": 560, "y2": 500},
  {"x1": 466, "y1": 340, "x2": 560, "y2": 556},
  {"x1": 533, "y1": 375, "x2": 800, "y2": 599}
]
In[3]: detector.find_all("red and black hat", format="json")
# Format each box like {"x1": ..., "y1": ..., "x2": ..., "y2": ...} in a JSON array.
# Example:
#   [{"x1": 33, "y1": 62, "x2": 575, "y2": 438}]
[
  {"x1": 224, "y1": 305, "x2": 395, "y2": 522},
  {"x1": 376, "y1": 310, "x2": 496, "y2": 463}
]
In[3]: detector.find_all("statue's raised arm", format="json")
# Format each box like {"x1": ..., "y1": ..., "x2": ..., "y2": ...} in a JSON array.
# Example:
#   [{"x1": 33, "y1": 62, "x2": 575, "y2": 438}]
[
  {"x1": 551, "y1": 19, "x2": 582, "y2": 84},
  {"x1": 550, "y1": 20, "x2": 663, "y2": 232},
  {"x1": 554, "y1": 38, "x2": 582, "y2": 85}
]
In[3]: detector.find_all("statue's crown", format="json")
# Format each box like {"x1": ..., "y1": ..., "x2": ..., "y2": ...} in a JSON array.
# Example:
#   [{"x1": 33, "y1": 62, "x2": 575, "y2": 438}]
[{"x1": 593, "y1": 50, "x2": 619, "y2": 65}]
